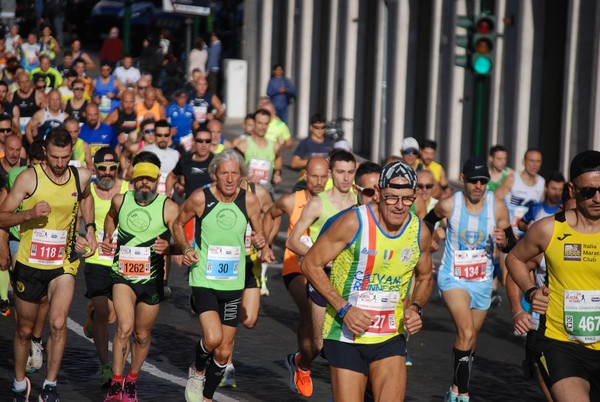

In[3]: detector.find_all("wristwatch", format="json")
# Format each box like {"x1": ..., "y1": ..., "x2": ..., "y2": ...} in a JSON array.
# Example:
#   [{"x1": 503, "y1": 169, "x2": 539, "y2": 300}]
[
  {"x1": 410, "y1": 302, "x2": 423, "y2": 317},
  {"x1": 524, "y1": 287, "x2": 538, "y2": 303}
]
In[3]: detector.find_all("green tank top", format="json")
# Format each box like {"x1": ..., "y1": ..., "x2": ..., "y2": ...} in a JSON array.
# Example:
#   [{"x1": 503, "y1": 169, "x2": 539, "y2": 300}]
[
  {"x1": 86, "y1": 180, "x2": 129, "y2": 266},
  {"x1": 309, "y1": 191, "x2": 341, "y2": 242},
  {"x1": 191, "y1": 187, "x2": 248, "y2": 291},
  {"x1": 71, "y1": 138, "x2": 86, "y2": 167},
  {"x1": 7, "y1": 165, "x2": 29, "y2": 240},
  {"x1": 111, "y1": 191, "x2": 169, "y2": 283},
  {"x1": 244, "y1": 137, "x2": 275, "y2": 185},
  {"x1": 488, "y1": 167, "x2": 508, "y2": 192}
]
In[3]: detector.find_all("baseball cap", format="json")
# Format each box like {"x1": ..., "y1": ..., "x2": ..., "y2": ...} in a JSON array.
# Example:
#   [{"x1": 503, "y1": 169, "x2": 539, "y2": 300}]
[
  {"x1": 570, "y1": 150, "x2": 600, "y2": 182},
  {"x1": 93, "y1": 147, "x2": 118, "y2": 164},
  {"x1": 333, "y1": 139, "x2": 352, "y2": 153},
  {"x1": 401, "y1": 137, "x2": 419, "y2": 151},
  {"x1": 379, "y1": 161, "x2": 417, "y2": 190},
  {"x1": 132, "y1": 162, "x2": 160, "y2": 180},
  {"x1": 462, "y1": 157, "x2": 490, "y2": 180}
]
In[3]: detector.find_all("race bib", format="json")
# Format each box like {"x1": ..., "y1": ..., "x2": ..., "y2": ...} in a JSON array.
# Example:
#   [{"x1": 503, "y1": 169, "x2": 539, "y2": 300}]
[
  {"x1": 29, "y1": 229, "x2": 67, "y2": 265},
  {"x1": 157, "y1": 172, "x2": 168, "y2": 195},
  {"x1": 206, "y1": 245, "x2": 240, "y2": 280},
  {"x1": 300, "y1": 235, "x2": 313, "y2": 248},
  {"x1": 19, "y1": 117, "x2": 31, "y2": 135},
  {"x1": 354, "y1": 291, "x2": 400, "y2": 336},
  {"x1": 98, "y1": 230, "x2": 118, "y2": 261},
  {"x1": 193, "y1": 102, "x2": 208, "y2": 123},
  {"x1": 180, "y1": 133, "x2": 194, "y2": 152},
  {"x1": 244, "y1": 224, "x2": 252, "y2": 254},
  {"x1": 453, "y1": 249, "x2": 487, "y2": 281},
  {"x1": 99, "y1": 95, "x2": 111, "y2": 110},
  {"x1": 248, "y1": 159, "x2": 272, "y2": 184},
  {"x1": 512, "y1": 206, "x2": 529, "y2": 230},
  {"x1": 564, "y1": 290, "x2": 600, "y2": 344},
  {"x1": 118, "y1": 246, "x2": 151, "y2": 280}
]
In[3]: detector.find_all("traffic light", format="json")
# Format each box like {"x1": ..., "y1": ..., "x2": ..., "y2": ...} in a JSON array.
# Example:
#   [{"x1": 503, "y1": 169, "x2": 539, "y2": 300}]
[
  {"x1": 471, "y1": 14, "x2": 496, "y2": 75},
  {"x1": 455, "y1": 15, "x2": 473, "y2": 69}
]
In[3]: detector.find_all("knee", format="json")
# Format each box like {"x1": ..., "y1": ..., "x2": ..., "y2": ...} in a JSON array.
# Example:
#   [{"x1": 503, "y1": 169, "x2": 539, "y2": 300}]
[
  {"x1": 16, "y1": 324, "x2": 33, "y2": 341},
  {"x1": 49, "y1": 316, "x2": 67, "y2": 334},
  {"x1": 203, "y1": 332, "x2": 223, "y2": 351},
  {"x1": 116, "y1": 322, "x2": 134, "y2": 339},
  {"x1": 456, "y1": 327, "x2": 476, "y2": 348},
  {"x1": 133, "y1": 331, "x2": 151, "y2": 348}
]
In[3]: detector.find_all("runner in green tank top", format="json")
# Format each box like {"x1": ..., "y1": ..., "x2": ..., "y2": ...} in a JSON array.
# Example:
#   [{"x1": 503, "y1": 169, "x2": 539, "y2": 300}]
[
  {"x1": 173, "y1": 149, "x2": 274, "y2": 402},
  {"x1": 101, "y1": 152, "x2": 181, "y2": 401}
]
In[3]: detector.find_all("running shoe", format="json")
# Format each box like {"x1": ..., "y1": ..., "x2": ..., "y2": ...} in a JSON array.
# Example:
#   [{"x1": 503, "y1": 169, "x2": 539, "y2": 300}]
[
  {"x1": 443, "y1": 386, "x2": 458, "y2": 402},
  {"x1": 104, "y1": 381, "x2": 123, "y2": 402},
  {"x1": 83, "y1": 303, "x2": 95, "y2": 338},
  {"x1": 284, "y1": 353, "x2": 299, "y2": 394},
  {"x1": 491, "y1": 290, "x2": 502, "y2": 307},
  {"x1": 121, "y1": 381, "x2": 137, "y2": 402},
  {"x1": 457, "y1": 396, "x2": 470, "y2": 402},
  {"x1": 0, "y1": 298, "x2": 10, "y2": 316},
  {"x1": 12, "y1": 377, "x2": 30, "y2": 402},
  {"x1": 100, "y1": 364, "x2": 113, "y2": 388},
  {"x1": 219, "y1": 364, "x2": 236, "y2": 388},
  {"x1": 260, "y1": 275, "x2": 269, "y2": 296},
  {"x1": 26, "y1": 340, "x2": 43, "y2": 373},
  {"x1": 38, "y1": 384, "x2": 60, "y2": 402},
  {"x1": 405, "y1": 353, "x2": 413, "y2": 366},
  {"x1": 185, "y1": 366, "x2": 205, "y2": 402},
  {"x1": 163, "y1": 283, "x2": 172, "y2": 299},
  {"x1": 286, "y1": 352, "x2": 313, "y2": 397}
]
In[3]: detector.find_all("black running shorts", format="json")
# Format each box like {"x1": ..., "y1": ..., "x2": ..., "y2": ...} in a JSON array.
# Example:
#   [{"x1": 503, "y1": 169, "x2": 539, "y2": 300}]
[
  {"x1": 12, "y1": 261, "x2": 77, "y2": 302},
  {"x1": 84, "y1": 263, "x2": 113, "y2": 299},
  {"x1": 190, "y1": 287, "x2": 243, "y2": 327}
]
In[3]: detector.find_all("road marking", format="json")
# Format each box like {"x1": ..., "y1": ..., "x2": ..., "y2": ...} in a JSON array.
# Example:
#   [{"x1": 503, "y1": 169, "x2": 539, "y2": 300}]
[{"x1": 67, "y1": 318, "x2": 241, "y2": 402}]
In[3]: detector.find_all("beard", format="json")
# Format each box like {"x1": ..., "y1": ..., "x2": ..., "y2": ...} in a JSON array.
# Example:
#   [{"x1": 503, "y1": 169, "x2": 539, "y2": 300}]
[
  {"x1": 96, "y1": 176, "x2": 115, "y2": 190},
  {"x1": 134, "y1": 187, "x2": 157, "y2": 203}
]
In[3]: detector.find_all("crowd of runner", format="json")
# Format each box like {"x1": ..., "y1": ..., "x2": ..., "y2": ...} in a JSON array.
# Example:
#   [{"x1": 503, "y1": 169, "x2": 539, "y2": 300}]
[{"x1": 0, "y1": 22, "x2": 597, "y2": 402}]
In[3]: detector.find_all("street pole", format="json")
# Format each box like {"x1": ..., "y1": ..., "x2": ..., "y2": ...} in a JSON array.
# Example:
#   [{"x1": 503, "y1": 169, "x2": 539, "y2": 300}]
[{"x1": 123, "y1": 0, "x2": 132, "y2": 54}]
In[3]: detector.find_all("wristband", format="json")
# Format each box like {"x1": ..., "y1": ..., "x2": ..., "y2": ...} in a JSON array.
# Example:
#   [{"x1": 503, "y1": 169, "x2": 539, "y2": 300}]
[
  {"x1": 410, "y1": 302, "x2": 423, "y2": 317},
  {"x1": 337, "y1": 302, "x2": 352, "y2": 319},
  {"x1": 168, "y1": 245, "x2": 177, "y2": 255},
  {"x1": 524, "y1": 287, "x2": 538, "y2": 303},
  {"x1": 85, "y1": 223, "x2": 96, "y2": 231},
  {"x1": 513, "y1": 310, "x2": 526, "y2": 319},
  {"x1": 183, "y1": 246, "x2": 194, "y2": 256}
]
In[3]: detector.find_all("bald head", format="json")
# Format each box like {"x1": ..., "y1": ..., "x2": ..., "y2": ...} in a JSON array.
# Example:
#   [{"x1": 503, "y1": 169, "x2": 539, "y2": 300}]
[{"x1": 305, "y1": 156, "x2": 329, "y2": 196}]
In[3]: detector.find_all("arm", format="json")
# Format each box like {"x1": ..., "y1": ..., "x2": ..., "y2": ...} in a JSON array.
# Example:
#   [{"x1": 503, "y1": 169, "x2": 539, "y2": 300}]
[
  {"x1": 78, "y1": 169, "x2": 97, "y2": 257},
  {"x1": 286, "y1": 195, "x2": 323, "y2": 256},
  {"x1": 103, "y1": 108, "x2": 119, "y2": 125},
  {"x1": 82, "y1": 53, "x2": 96, "y2": 70},
  {"x1": 263, "y1": 193, "x2": 293, "y2": 245},
  {"x1": 494, "y1": 172, "x2": 515, "y2": 200},
  {"x1": 0, "y1": 169, "x2": 49, "y2": 228},
  {"x1": 506, "y1": 264, "x2": 539, "y2": 335},
  {"x1": 155, "y1": 199, "x2": 182, "y2": 255},
  {"x1": 172, "y1": 189, "x2": 206, "y2": 265},
  {"x1": 165, "y1": 171, "x2": 178, "y2": 198},
  {"x1": 290, "y1": 155, "x2": 308, "y2": 170},
  {"x1": 24, "y1": 111, "x2": 41, "y2": 144},
  {"x1": 301, "y1": 211, "x2": 373, "y2": 335},
  {"x1": 83, "y1": 142, "x2": 94, "y2": 170},
  {"x1": 246, "y1": 192, "x2": 273, "y2": 263},
  {"x1": 413, "y1": 196, "x2": 427, "y2": 219},
  {"x1": 211, "y1": 95, "x2": 224, "y2": 120},
  {"x1": 272, "y1": 144, "x2": 283, "y2": 185},
  {"x1": 404, "y1": 221, "x2": 434, "y2": 335},
  {"x1": 101, "y1": 193, "x2": 124, "y2": 254},
  {"x1": 159, "y1": 105, "x2": 167, "y2": 120},
  {"x1": 254, "y1": 183, "x2": 279, "y2": 243}
]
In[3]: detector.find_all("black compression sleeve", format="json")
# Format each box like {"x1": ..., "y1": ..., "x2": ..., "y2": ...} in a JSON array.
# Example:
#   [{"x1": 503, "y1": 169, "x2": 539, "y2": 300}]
[
  {"x1": 498, "y1": 226, "x2": 517, "y2": 253},
  {"x1": 423, "y1": 209, "x2": 442, "y2": 234}
]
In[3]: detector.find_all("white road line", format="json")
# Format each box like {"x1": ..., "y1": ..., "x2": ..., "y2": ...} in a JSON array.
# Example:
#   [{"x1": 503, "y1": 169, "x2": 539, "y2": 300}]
[{"x1": 67, "y1": 318, "x2": 241, "y2": 402}]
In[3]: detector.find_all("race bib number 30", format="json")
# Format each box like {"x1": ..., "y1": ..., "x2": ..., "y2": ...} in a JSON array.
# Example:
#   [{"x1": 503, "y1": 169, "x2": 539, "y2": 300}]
[
  {"x1": 118, "y1": 246, "x2": 151, "y2": 280},
  {"x1": 29, "y1": 229, "x2": 67, "y2": 265},
  {"x1": 453, "y1": 249, "x2": 487, "y2": 281},
  {"x1": 206, "y1": 245, "x2": 240, "y2": 280},
  {"x1": 354, "y1": 291, "x2": 399, "y2": 337},
  {"x1": 564, "y1": 290, "x2": 600, "y2": 344}
]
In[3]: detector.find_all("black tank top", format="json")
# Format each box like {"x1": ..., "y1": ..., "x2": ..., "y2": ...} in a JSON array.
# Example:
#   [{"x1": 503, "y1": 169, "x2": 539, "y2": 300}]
[
  {"x1": 65, "y1": 99, "x2": 87, "y2": 122},
  {"x1": 113, "y1": 109, "x2": 137, "y2": 135},
  {"x1": 12, "y1": 91, "x2": 38, "y2": 117}
]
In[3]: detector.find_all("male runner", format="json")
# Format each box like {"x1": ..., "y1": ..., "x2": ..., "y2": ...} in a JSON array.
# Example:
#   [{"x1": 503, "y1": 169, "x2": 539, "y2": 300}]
[
  {"x1": 302, "y1": 161, "x2": 433, "y2": 401},
  {"x1": 173, "y1": 149, "x2": 272, "y2": 402},
  {"x1": 424, "y1": 157, "x2": 513, "y2": 402},
  {"x1": 1, "y1": 127, "x2": 96, "y2": 401},
  {"x1": 506, "y1": 150, "x2": 600, "y2": 402},
  {"x1": 102, "y1": 152, "x2": 180, "y2": 401}
]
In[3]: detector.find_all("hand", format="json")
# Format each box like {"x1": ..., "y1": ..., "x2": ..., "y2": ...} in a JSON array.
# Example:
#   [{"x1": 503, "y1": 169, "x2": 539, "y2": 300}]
[
  {"x1": 251, "y1": 231, "x2": 266, "y2": 250},
  {"x1": 493, "y1": 226, "x2": 507, "y2": 248},
  {"x1": 404, "y1": 307, "x2": 423, "y2": 336},
  {"x1": 513, "y1": 311, "x2": 537, "y2": 335},
  {"x1": 259, "y1": 245, "x2": 275, "y2": 264},
  {"x1": 183, "y1": 248, "x2": 199, "y2": 266},
  {"x1": 278, "y1": 87, "x2": 287, "y2": 93},
  {"x1": 82, "y1": 228, "x2": 97, "y2": 258},
  {"x1": 107, "y1": 92, "x2": 115, "y2": 99},
  {"x1": 172, "y1": 254, "x2": 183, "y2": 266},
  {"x1": 101, "y1": 235, "x2": 115, "y2": 255},
  {"x1": 30, "y1": 201, "x2": 51, "y2": 220},
  {"x1": 75, "y1": 234, "x2": 89, "y2": 254},
  {"x1": 531, "y1": 286, "x2": 550, "y2": 315},
  {"x1": 342, "y1": 305, "x2": 374, "y2": 335},
  {"x1": 430, "y1": 240, "x2": 439, "y2": 252},
  {"x1": 272, "y1": 172, "x2": 282, "y2": 185},
  {"x1": 153, "y1": 236, "x2": 169, "y2": 255}
]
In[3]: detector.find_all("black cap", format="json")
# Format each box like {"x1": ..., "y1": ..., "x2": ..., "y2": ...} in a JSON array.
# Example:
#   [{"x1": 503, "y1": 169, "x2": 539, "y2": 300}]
[
  {"x1": 379, "y1": 161, "x2": 417, "y2": 190},
  {"x1": 462, "y1": 157, "x2": 490, "y2": 180},
  {"x1": 570, "y1": 150, "x2": 600, "y2": 182},
  {"x1": 93, "y1": 147, "x2": 118, "y2": 164}
]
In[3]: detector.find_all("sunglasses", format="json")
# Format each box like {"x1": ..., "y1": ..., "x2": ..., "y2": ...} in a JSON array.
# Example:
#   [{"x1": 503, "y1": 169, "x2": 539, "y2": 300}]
[
  {"x1": 575, "y1": 186, "x2": 600, "y2": 200},
  {"x1": 417, "y1": 183, "x2": 434, "y2": 190},
  {"x1": 138, "y1": 86, "x2": 148, "y2": 90},
  {"x1": 73, "y1": 87, "x2": 85, "y2": 91},
  {"x1": 466, "y1": 178, "x2": 489, "y2": 185},
  {"x1": 195, "y1": 138, "x2": 212, "y2": 143},
  {"x1": 0, "y1": 127, "x2": 12, "y2": 133},
  {"x1": 155, "y1": 133, "x2": 170, "y2": 137},
  {"x1": 312, "y1": 125, "x2": 325, "y2": 130},
  {"x1": 143, "y1": 129, "x2": 155, "y2": 134},
  {"x1": 355, "y1": 185, "x2": 376, "y2": 197},
  {"x1": 95, "y1": 163, "x2": 118, "y2": 172},
  {"x1": 403, "y1": 149, "x2": 419, "y2": 156}
]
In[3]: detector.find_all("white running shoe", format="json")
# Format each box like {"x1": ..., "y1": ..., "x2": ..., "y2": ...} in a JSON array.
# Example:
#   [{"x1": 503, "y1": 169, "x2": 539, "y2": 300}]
[
  {"x1": 219, "y1": 364, "x2": 236, "y2": 388},
  {"x1": 185, "y1": 366, "x2": 205, "y2": 402},
  {"x1": 26, "y1": 340, "x2": 43, "y2": 373}
]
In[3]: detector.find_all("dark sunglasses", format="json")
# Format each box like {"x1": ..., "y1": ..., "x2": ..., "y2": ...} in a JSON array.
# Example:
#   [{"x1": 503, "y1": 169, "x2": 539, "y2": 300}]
[
  {"x1": 403, "y1": 149, "x2": 419, "y2": 156},
  {"x1": 195, "y1": 138, "x2": 212, "y2": 144},
  {"x1": 73, "y1": 87, "x2": 85, "y2": 91},
  {"x1": 138, "y1": 86, "x2": 148, "y2": 90},
  {"x1": 95, "y1": 163, "x2": 118, "y2": 172},
  {"x1": 417, "y1": 184, "x2": 434, "y2": 190},
  {"x1": 467, "y1": 178, "x2": 489, "y2": 185},
  {"x1": 576, "y1": 186, "x2": 600, "y2": 200},
  {"x1": 355, "y1": 185, "x2": 375, "y2": 197},
  {"x1": 0, "y1": 127, "x2": 12, "y2": 133},
  {"x1": 155, "y1": 134, "x2": 170, "y2": 138},
  {"x1": 143, "y1": 129, "x2": 155, "y2": 134}
]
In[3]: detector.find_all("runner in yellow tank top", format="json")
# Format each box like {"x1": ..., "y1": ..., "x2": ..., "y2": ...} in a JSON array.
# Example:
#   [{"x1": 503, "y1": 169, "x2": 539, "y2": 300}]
[
  {"x1": 0, "y1": 128, "x2": 96, "y2": 401},
  {"x1": 507, "y1": 150, "x2": 600, "y2": 402},
  {"x1": 302, "y1": 161, "x2": 433, "y2": 401}
]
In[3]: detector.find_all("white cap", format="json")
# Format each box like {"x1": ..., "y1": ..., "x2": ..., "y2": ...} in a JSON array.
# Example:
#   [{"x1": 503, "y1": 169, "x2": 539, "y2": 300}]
[
  {"x1": 402, "y1": 137, "x2": 419, "y2": 151},
  {"x1": 333, "y1": 139, "x2": 352, "y2": 153}
]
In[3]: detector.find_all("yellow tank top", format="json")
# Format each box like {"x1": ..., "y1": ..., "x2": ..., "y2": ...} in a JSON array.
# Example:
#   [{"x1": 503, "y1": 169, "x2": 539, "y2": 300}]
[
  {"x1": 423, "y1": 160, "x2": 442, "y2": 183},
  {"x1": 17, "y1": 164, "x2": 80, "y2": 270},
  {"x1": 323, "y1": 205, "x2": 421, "y2": 344},
  {"x1": 543, "y1": 213, "x2": 600, "y2": 350}
]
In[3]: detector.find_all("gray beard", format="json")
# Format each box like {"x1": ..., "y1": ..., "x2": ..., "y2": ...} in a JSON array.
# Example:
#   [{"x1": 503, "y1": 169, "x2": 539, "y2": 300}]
[
  {"x1": 96, "y1": 177, "x2": 115, "y2": 190},
  {"x1": 134, "y1": 188, "x2": 157, "y2": 203}
]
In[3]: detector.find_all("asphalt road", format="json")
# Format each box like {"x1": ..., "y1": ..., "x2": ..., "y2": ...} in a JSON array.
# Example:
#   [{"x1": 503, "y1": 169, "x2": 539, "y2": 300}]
[{"x1": 0, "y1": 139, "x2": 548, "y2": 402}]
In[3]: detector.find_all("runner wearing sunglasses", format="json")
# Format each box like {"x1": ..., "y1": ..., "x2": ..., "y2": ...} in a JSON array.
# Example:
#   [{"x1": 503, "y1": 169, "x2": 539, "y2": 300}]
[{"x1": 424, "y1": 157, "x2": 514, "y2": 402}]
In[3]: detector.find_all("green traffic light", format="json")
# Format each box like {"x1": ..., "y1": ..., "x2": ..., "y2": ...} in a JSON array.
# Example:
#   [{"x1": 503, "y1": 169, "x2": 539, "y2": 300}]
[{"x1": 472, "y1": 55, "x2": 492, "y2": 75}]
